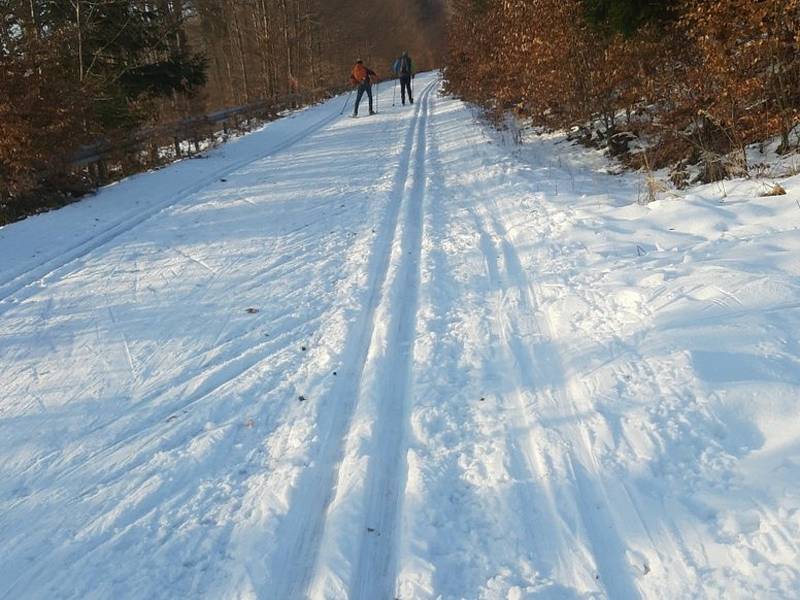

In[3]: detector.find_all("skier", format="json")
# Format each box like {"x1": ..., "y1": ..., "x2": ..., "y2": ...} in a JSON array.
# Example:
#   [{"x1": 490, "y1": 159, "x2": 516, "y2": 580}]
[
  {"x1": 350, "y1": 59, "x2": 379, "y2": 117},
  {"x1": 392, "y1": 51, "x2": 414, "y2": 105}
]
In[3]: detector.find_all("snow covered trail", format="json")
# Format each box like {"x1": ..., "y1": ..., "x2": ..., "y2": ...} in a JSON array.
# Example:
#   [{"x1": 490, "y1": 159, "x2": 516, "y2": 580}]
[
  {"x1": 393, "y1": 94, "x2": 800, "y2": 598},
  {"x1": 0, "y1": 74, "x2": 437, "y2": 598},
  {"x1": 394, "y1": 89, "x2": 641, "y2": 599},
  {"x1": 3, "y1": 72, "x2": 800, "y2": 599},
  {"x1": 272, "y1": 79, "x2": 438, "y2": 600},
  {"x1": 0, "y1": 102, "x2": 343, "y2": 312}
]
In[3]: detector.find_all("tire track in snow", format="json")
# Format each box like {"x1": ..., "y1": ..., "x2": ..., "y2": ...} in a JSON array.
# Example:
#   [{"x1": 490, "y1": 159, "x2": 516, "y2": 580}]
[
  {"x1": 0, "y1": 105, "x2": 343, "y2": 316},
  {"x1": 268, "y1": 80, "x2": 438, "y2": 600}
]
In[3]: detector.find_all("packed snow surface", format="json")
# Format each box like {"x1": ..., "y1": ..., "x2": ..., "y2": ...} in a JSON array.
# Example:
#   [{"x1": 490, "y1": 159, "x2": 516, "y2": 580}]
[{"x1": 2, "y1": 73, "x2": 799, "y2": 599}]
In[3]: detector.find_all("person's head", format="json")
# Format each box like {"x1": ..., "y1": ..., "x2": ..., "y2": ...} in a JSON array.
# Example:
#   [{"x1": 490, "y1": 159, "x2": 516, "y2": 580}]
[
  {"x1": 402, "y1": 51, "x2": 408, "y2": 58},
  {"x1": 356, "y1": 58, "x2": 363, "y2": 64}
]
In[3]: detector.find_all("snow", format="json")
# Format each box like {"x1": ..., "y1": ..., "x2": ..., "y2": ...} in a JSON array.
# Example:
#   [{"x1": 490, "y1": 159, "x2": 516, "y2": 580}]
[{"x1": 2, "y1": 72, "x2": 799, "y2": 599}]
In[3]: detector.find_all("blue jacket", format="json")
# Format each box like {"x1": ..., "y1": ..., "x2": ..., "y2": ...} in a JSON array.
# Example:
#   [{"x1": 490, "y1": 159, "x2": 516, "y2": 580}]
[{"x1": 392, "y1": 55, "x2": 414, "y2": 77}]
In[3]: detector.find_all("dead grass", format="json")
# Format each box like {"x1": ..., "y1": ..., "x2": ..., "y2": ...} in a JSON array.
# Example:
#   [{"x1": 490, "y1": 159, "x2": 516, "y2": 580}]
[{"x1": 760, "y1": 182, "x2": 787, "y2": 197}]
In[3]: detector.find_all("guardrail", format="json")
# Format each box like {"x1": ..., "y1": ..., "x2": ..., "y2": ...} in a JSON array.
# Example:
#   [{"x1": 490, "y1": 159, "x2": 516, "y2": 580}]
[{"x1": 72, "y1": 87, "x2": 344, "y2": 184}]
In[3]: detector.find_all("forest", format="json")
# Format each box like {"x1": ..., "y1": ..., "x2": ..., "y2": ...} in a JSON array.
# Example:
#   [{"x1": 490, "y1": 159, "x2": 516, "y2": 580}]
[
  {"x1": 0, "y1": 0, "x2": 444, "y2": 224},
  {"x1": 5, "y1": 0, "x2": 798, "y2": 224},
  {"x1": 444, "y1": 0, "x2": 800, "y2": 186}
]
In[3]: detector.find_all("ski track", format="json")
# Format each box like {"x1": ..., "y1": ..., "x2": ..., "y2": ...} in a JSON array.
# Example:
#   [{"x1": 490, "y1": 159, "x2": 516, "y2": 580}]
[
  {"x1": 2, "y1": 71, "x2": 800, "y2": 599},
  {"x1": 349, "y1": 79, "x2": 434, "y2": 600},
  {"x1": 465, "y1": 131, "x2": 699, "y2": 599},
  {"x1": 397, "y1": 92, "x2": 799, "y2": 599},
  {"x1": 392, "y1": 97, "x2": 628, "y2": 597},
  {"x1": 2, "y1": 207, "x2": 350, "y2": 492},
  {"x1": 493, "y1": 145, "x2": 798, "y2": 597},
  {"x1": 267, "y1": 79, "x2": 437, "y2": 600}
]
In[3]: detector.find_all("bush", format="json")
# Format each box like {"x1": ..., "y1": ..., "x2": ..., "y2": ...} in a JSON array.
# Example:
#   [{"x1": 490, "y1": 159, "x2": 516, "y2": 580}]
[{"x1": 443, "y1": 0, "x2": 800, "y2": 174}]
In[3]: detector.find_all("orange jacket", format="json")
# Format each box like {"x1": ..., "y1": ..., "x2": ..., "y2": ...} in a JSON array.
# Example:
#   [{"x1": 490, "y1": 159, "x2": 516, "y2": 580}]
[{"x1": 350, "y1": 63, "x2": 376, "y2": 85}]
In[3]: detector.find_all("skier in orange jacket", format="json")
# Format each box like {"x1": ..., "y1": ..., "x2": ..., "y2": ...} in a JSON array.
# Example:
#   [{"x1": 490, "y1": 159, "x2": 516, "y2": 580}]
[{"x1": 350, "y1": 59, "x2": 379, "y2": 117}]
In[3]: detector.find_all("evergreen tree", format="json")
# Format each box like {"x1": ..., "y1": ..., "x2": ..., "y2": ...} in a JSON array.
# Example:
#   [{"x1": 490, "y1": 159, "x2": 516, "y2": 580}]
[
  {"x1": 1, "y1": 0, "x2": 206, "y2": 219},
  {"x1": 582, "y1": 0, "x2": 676, "y2": 36},
  {"x1": 46, "y1": 1, "x2": 207, "y2": 130}
]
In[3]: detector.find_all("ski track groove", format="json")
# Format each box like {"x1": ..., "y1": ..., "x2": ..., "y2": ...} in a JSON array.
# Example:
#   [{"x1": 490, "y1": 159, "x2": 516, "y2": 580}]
[
  {"x1": 269, "y1": 80, "x2": 437, "y2": 600},
  {"x1": 0, "y1": 105, "x2": 343, "y2": 316},
  {"x1": 351, "y1": 79, "x2": 433, "y2": 600},
  {"x1": 6, "y1": 75, "x2": 795, "y2": 599},
  {"x1": 2, "y1": 104, "x2": 394, "y2": 593}
]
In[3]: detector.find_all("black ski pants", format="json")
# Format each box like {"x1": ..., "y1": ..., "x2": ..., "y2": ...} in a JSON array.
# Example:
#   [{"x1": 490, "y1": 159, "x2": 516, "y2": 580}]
[
  {"x1": 354, "y1": 81, "x2": 373, "y2": 115},
  {"x1": 400, "y1": 74, "x2": 413, "y2": 104}
]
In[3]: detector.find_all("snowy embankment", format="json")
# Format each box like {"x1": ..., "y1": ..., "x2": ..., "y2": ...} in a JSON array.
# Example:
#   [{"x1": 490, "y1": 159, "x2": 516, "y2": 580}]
[{"x1": 1, "y1": 72, "x2": 799, "y2": 599}]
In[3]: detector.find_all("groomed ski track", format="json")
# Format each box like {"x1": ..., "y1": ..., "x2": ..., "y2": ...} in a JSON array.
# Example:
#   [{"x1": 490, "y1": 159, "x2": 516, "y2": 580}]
[
  {"x1": 2, "y1": 72, "x2": 799, "y2": 599},
  {"x1": 271, "y1": 80, "x2": 437, "y2": 600}
]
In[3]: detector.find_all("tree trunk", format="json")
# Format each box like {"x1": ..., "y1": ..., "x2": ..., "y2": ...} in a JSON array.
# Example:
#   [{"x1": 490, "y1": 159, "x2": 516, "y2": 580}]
[
  {"x1": 230, "y1": 6, "x2": 250, "y2": 102},
  {"x1": 281, "y1": 0, "x2": 294, "y2": 95}
]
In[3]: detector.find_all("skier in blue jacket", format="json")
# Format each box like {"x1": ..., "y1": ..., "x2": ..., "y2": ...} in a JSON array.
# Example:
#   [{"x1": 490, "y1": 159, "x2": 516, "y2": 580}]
[{"x1": 392, "y1": 52, "x2": 414, "y2": 105}]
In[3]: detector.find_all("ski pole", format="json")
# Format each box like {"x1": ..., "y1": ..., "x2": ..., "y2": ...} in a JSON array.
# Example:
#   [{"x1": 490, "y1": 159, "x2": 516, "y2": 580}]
[
  {"x1": 340, "y1": 89, "x2": 353, "y2": 115},
  {"x1": 375, "y1": 81, "x2": 379, "y2": 113},
  {"x1": 392, "y1": 78, "x2": 397, "y2": 107}
]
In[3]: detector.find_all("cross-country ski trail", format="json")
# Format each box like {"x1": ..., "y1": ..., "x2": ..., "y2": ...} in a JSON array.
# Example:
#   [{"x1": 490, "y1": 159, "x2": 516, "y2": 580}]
[{"x1": 2, "y1": 72, "x2": 799, "y2": 599}]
